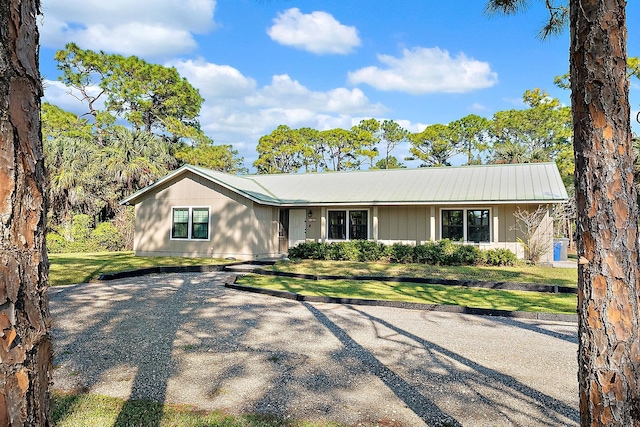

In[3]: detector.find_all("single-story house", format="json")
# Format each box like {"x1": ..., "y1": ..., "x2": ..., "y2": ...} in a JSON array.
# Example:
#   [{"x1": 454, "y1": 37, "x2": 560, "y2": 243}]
[{"x1": 120, "y1": 162, "x2": 568, "y2": 262}]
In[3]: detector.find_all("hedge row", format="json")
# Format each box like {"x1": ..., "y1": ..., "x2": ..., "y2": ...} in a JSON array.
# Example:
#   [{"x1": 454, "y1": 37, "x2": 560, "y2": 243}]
[{"x1": 288, "y1": 240, "x2": 518, "y2": 266}]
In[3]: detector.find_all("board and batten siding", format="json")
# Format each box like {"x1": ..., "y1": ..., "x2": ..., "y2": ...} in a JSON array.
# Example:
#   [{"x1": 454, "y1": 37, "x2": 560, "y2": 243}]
[{"x1": 133, "y1": 172, "x2": 279, "y2": 259}]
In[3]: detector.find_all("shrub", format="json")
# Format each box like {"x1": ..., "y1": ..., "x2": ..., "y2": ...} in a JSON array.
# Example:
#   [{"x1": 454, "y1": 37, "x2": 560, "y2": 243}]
[
  {"x1": 413, "y1": 242, "x2": 443, "y2": 265},
  {"x1": 354, "y1": 240, "x2": 386, "y2": 262},
  {"x1": 288, "y1": 242, "x2": 314, "y2": 259},
  {"x1": 70, "y1": 214, "x2": 93, "y2": 242},
  {"x1": 389, "y1": 243, "x2": 414, "y2": 264},
  {"x1": 436, "y1": 239, "x2": 458, "y2": 265},
  {"x1": 46, "y1": 233, "x2": 67, "y2": 254},
  {"x1": 327, "y1": 241, "x2": 359, "y2": 261},
  {"x1": 454, "y1": 244, "x2": 483, "y2": 266},
  {"x1": 91, "y1": 221, "x2": 124, "y2": 252},
  {"x1": 287, "y1": 240, "x2": 518, "y2": 267},
  {"x1": 483, "y1": 248, "x2": 518, "y2": 266}
]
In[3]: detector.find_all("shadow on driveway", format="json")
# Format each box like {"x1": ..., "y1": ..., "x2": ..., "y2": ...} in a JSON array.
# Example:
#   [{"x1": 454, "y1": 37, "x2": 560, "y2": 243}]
[{"x1": 50, "y1": 272, "x2": 578, "y2": 426}]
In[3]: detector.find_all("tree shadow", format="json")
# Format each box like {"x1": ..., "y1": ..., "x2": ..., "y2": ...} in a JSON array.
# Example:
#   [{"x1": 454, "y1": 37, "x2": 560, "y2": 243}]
[
  {"x1": 50, "y1": 273, "x2": 578, "y2": 426},
  {"x1": 345, "y1": 306, "x2": 579, "y2": 425},
  {"x1": 302, "y1": 302, "x2": 461, "y2": 426}
]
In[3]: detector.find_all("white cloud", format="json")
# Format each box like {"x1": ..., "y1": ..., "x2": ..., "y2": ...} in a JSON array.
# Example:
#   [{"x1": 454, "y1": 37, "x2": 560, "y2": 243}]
[
  {"x1": 39, "y1": 0, "x2": 216, "y2": 56},
  {"x1": 348, "y1": 47, "x2": 498, "y2": 94},
  {"x1": 267, "y1": 8, "x2": 360, "y2": 55},
  {"x1": 246, "y1": 74, "x2": 385, "y2": 115},
  {"x1": 168, "y1": 59, "x2": 257, "y2": 99}
]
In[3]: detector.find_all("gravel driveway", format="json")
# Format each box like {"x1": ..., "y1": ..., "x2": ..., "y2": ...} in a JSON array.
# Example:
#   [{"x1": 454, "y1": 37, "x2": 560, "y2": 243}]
[{"x1": 49, "y1": 272, "x2": 579, "y2": 426}]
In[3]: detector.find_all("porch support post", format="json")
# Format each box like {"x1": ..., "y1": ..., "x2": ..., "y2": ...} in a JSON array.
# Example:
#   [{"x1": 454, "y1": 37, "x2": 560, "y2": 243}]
[
  {"x1": 320, "y1": 207, "x2": 326, "y2": 242},
  {"x1": 429, "y1": 206, "x2": 436, "y2": 241},
  {"x1": 372, "y1": 206, "x2": 379, "y2": 242},
  {"x1": 493, "y1": 205, "x2": 499, "y2": 243}
]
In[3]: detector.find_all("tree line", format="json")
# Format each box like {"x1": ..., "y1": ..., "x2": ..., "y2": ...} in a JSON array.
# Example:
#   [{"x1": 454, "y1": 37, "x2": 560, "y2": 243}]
[{"x1": 253, "y1": 88, "x2": 575, "y2": 187}]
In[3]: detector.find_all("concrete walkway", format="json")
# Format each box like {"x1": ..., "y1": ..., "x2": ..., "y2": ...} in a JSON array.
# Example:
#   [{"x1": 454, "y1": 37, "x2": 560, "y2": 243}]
[{"x1": 49, "y1": 272, "x2": 579, "y2": 426}]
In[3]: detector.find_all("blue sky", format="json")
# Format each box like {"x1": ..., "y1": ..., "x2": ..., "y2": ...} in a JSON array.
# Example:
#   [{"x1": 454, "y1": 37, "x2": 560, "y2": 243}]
[{"x1": 38, "y1": 0, "x2": 640, "y2": 170}]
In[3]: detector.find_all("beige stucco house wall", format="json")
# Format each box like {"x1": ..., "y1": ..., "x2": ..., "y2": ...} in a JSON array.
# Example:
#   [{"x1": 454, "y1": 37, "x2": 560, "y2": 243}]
[{"x1": 122, "y1": 163, "x2": 567, "y2": 263}]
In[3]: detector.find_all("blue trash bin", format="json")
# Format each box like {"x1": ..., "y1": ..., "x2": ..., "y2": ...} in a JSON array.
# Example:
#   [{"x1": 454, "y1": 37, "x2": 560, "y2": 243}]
[{"x1": 553, "y1": 241, "x2": 562, "y2": 261}]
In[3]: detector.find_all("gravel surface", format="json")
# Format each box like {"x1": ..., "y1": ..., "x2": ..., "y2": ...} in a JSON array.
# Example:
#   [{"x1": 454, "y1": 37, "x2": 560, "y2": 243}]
[{"x1": 49, "y1": 272, "x2": 579, "y2": 426}]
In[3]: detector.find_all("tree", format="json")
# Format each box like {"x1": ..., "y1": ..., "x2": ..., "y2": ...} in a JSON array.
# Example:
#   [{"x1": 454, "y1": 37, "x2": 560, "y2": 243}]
[
  {"x1": 45, "y1": 136, "x2": 103, "y2": 225},
  {"x1": 372, "y1": 156, "x2": 406, "y2": 169},
  {"x1": 409, "y1": 123, "x2": 460, "y2": 167},
  {"x1": 449, "y1": 114, "x2": 490, "y2": 165},
  {"x1": 253, "y1": 125, "x2": 304, "y2": 173},
  {"x1": 512, "y1": 206, "x2": 551, "y2": 263},
  {"x1": 351, "y1": 118, "x2": 380, "y2": 168},
  {"x1": 297, "y1": 127, "x2": 325, "y2": 172},
  {"x1": 175, "y1": 137, "x2": 247, "y2": 174},
  {"x1": 55, "y1": 43, "x2": 204, "y2": 143},
  {"x1": 490, "y1": 89, "x2": 572, "y2": 155},
  {"x1": 380, "y1": 120, "x2": 409, "y2": 169},
  {"x1": 0, "y1": 0, "x2": 52, "y2": 424},
  {"x1": 488, "y1": 1, "x2": 640, "y2": 424},
  {"x1": 41, "y1": 102, "x2": 92, "y2": 141},
  {"x1": 319, "y1": 128, "x2": 361, "y2": 171}
]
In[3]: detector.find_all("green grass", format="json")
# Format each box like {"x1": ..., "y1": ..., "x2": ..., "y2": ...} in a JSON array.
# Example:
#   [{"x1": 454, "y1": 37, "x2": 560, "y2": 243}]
[
  {"x1": 52, "y1": 392, "x2": 345, "y2": 427},
  {"x1": 270, "y1": 260, "x2": 578, "y2": 286},
  {"x1": 237, "y1": 275, "x2": 577, "y2": 314},
  {"x1": 48, "y1": 252, "x2": 232, "y2": 286}
]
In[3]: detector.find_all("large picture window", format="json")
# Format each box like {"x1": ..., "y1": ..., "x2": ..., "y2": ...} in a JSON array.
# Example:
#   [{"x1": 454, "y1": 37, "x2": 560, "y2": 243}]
[
  {"x1": 171, "y1": 207, "x2": 210, "y2": 240},
  {"x1": 328, "y1": 209, "x2": 368, "y2": 240},
  {"x1": 441, "y1": 208, "x2": 490, "y2": 243}
]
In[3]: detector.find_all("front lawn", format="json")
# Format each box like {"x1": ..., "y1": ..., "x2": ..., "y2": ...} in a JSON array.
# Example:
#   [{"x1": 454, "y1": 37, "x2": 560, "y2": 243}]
[
  {"x1": 268, "y1": 260, "x2": 578, "y2": 286},
  {"x1": 48, "y1": 252, "x2": 231, "y2": 286},
  {"x1": 52, "y1": 392, "x2": 343, "y2": 427},
  {"x1": 237, "y1": 275, "x2": 577, "y2": 314}
]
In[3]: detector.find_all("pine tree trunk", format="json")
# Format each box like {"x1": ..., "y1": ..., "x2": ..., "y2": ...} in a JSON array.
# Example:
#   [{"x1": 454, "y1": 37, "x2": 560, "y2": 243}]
[
  {"x1": 0, "y1": 0, "x2": 52, "y2": 425},
  {"x1": 571, "y1": 0, "x2": 640, "y2": 425}
]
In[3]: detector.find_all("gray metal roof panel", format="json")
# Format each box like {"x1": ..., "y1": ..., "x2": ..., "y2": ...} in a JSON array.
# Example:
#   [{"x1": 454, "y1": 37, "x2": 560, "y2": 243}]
[{"x1": 121, "y1": 163, "x2": 568, "y2": 206}]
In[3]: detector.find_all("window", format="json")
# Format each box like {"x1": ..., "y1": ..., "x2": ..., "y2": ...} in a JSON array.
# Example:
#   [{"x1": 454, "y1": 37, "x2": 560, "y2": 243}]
[
  {"x1": 441, "y1": 208, "x2": 490, "y2": 243},
  {"x1": 328, "y1": 209, "x2": 368, "y2": 240},
  {"x1": 171, "y1": 207, "x2": 210, "y2": 240},
  {"x1": 349, "y1": 210, "x2": 368, "y2": 240},
  {"x1": 328, "y1": 210, "x2": 346, "y2": 240},
  {"x1": 442, "y1": 210, "x2": 464, "y2": 241},
  {"x1": 467, "y1": 209, "x2": 490, "y2": 243},
  {"x1": 172, "y1": 208, "x2": 189, "y2": 239}
]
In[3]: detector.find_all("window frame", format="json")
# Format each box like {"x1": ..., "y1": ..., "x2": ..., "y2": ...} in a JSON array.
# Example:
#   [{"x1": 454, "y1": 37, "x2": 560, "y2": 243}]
[
  {"x1": 440, "y1": 207, "x2": 491, "y2": 243},
  {"x1": 170, "y1": 206, "x2": 211, "y2": 241},
  {"x1": 326, "y1": 209, "x2": 370, "y2": 241}
]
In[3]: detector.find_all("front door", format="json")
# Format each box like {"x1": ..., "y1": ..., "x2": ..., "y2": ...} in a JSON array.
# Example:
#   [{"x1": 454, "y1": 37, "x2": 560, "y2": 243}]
[{"x1": 288, "y1": 209, "x2": 307, "y2": 249}]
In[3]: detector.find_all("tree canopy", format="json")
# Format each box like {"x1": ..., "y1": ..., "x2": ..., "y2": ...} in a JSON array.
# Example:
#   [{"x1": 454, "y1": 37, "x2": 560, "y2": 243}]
[{"x1": 55, "y1": 43, "x2": 204, "y2": 143}]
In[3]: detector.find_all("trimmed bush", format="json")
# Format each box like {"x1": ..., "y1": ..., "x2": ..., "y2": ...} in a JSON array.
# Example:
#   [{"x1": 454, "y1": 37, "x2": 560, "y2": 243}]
[
  {"x1": 287, "y1": 240, "x2": 517, "y2": 267},
  {"x1": 354, "y1": 240, "x2": 387, "y2": 262},
  {"x1": 288, "y1": 242, "x2": 328, "y2": 260},
  {"x1": 327, "y1": 241, "x2": 359, "y2": 261},
  {"x1": 454, "y1": 244, "x2": 484, "y2": 266},
  {"x1": 389, "y1": 243, "x2": 414, "y2": 264},
  {"x1": 484, "y1": 248, "x2": 518, "y2": 266}
]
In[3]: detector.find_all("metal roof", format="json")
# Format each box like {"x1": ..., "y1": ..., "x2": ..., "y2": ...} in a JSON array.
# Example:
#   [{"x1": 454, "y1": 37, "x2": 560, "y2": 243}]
[{"x1": 121, "y1": 162, "x2": 569, "y2": 206}]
